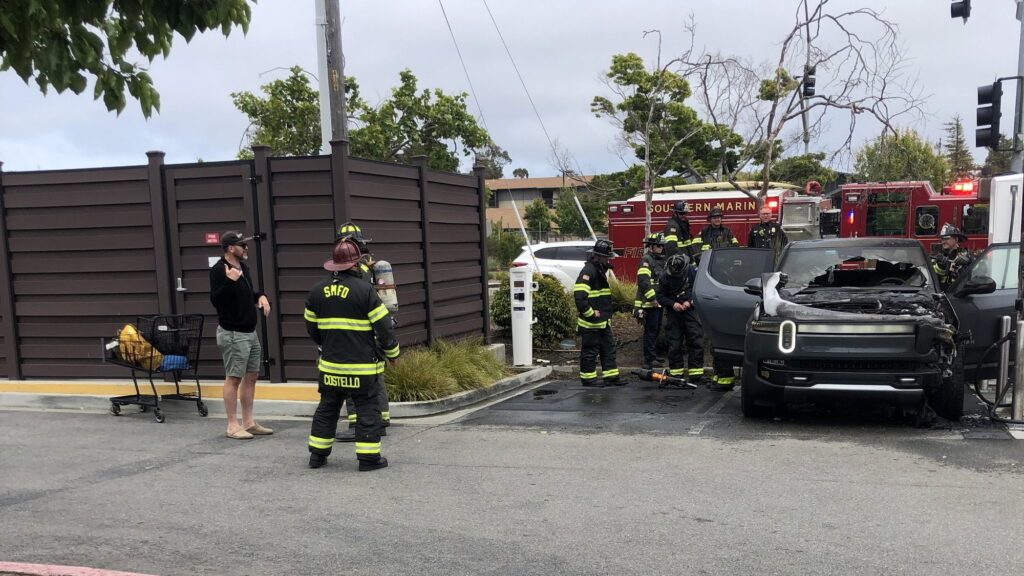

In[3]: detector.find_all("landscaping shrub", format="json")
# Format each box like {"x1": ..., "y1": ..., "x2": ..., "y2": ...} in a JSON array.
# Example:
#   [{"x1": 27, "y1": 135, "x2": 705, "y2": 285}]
[
  {"x1": 385, "y1": 337, "x2": 510, "y2": 401},
  {"x1": 607, "y1": 276, "x2": 637, "y2": 314},
  {"x1": 490, "y1": 273, "x2": 576, "y2": 346},
  {"x1": 487, "y1": 226, "x2": 525, "y2": 269}
]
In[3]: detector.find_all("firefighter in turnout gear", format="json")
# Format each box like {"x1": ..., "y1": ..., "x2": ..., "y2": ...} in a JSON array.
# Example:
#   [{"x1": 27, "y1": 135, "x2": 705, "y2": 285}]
[
  {"x1": 574, "y1": 239, "x2": 621, "y2": 387},
  {"x1": 331, "y1": 222, "x2": 393, "y2": 442},
  {"x1": 633, "y1": 233, "x2": 667, "y2": 369},
  {"x1": 699, "y1": 207, "x2": 739, "y2": 254},
  {"x1": 932, "y1": 223, "x2": 974, "y2": 291},
  {"x1": 662, "y1": 201, "x2": 701, "y2": 260},
  {"x1": 305, "y1": 239, "x2": 400, "y2": 471},
  {"x1": 655, "y1": 254, "x2": 707, "y2": 385},
  {"x1": 748, "y1": 206, "x2": 789, "y2": 264}
]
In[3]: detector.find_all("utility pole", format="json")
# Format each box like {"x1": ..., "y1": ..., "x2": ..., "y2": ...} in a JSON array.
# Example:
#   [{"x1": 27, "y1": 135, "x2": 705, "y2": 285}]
[{"x1": 315, "y1": 0, "x2": 348, "y2": 153}]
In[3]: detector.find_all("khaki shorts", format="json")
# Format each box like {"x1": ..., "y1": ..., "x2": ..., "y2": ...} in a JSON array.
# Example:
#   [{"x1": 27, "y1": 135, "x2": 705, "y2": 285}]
[{"x1": 216, "y1": 327, "x2": 262, "y2": 378}]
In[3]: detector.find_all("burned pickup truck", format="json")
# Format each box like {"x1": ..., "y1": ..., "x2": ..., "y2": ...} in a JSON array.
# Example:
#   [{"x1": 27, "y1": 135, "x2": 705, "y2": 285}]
[{"x1": 693, "y1": 238, "x2": 999, "y2": 419}]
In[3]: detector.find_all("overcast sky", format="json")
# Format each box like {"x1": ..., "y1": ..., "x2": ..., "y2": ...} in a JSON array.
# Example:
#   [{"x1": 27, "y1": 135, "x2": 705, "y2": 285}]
[{"x1": 0, "y1": 1, "x2": 1019, "y2": 178}]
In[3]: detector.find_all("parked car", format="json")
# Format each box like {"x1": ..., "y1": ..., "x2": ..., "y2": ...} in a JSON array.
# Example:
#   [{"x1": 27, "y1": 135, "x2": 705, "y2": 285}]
[
  {"x1": 693, "y1": 239, "x2": 1008, "y2": 420},
  {"x1": 511, "y1": 240, "x2": 597, "y2": 291}
]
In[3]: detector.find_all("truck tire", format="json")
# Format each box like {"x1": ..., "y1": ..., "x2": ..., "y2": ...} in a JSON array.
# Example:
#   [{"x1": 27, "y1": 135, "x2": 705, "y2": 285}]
[
  {"x1": 740, "y1": 370, "x2": 770, "y2": 418},
  {"x1": 931, "y1": 347, "x2": 965, "y2": 422}
]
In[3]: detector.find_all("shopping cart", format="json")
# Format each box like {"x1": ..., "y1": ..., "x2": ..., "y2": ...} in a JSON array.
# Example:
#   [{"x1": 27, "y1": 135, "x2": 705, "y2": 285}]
[{"x1": 102, "y1": 315, "x2": 207, "y2": 423}]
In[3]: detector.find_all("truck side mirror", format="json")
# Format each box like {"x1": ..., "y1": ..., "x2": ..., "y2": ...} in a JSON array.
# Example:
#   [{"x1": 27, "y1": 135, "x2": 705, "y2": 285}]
[
  {"x1": 953, "y1": 276, "x2": 996, "y2": 298},
  {"x1": 744, "y1": 277, "x2": 763, "y2": 296}
]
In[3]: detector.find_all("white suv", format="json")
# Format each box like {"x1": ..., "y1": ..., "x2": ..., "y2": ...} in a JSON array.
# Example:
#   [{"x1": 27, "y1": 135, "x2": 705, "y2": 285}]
[{"x1": 511, "y1": 240, "x2": 597, "y2": 291}]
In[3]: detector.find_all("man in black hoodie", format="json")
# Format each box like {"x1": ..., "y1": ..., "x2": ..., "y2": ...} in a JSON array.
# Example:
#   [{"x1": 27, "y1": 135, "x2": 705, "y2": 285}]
[{"x1": 210, "y1": 231, "x2": 273, "y2": 440}]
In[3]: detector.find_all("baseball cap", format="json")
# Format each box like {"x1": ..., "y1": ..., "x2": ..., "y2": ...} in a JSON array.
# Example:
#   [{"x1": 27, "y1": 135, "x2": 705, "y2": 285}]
[{"x1": 220, "y1": 231, "x2": 255, "y2": 249}]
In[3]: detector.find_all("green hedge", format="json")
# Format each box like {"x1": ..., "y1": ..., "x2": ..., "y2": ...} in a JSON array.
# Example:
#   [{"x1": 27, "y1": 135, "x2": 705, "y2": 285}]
[{"x1": 491, "y1": 273, "x2": 576, "y2": 346}]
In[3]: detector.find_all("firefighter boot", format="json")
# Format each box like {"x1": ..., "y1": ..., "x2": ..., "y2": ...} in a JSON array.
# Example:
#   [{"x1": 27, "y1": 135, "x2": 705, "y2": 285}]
[
  {"x1": 309, "y1": 453, "x2": 327, "y2": 469},
  {"x1": 358, "y1": 456, "x2": 389, "y2": 472}
]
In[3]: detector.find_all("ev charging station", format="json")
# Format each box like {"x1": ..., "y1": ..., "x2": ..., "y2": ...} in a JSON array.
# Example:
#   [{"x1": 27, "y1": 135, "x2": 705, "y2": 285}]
[{"x1": 509, "y1": 266, "x2": 538, "y2": 366}]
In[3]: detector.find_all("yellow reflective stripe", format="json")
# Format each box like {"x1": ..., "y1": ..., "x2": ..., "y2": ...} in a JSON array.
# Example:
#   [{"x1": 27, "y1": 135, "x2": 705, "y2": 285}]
[
  {"x1": 304, "y1": 308, "x2": 317, "y2": 321},
  {"x1": 382, "y1": 345, "x2": 400, "y2": 359},
  {"x1": 603, "y1": 368, "x2": 619, "y2": 377},
  {"x1": 308, "y1": 435, "x2": 333, "y2": 449},
  {"x1": 347, "y1": 413, "x2": 357, "y2": 422},
  {"x1": 669, "y1": 368, "x2": 685, "y2": 376},
  {"x1": 381, "y1": 411, "x2": 390, "y2": 419},
  {"x1": 687, "y1": 368, "x2": 704, "y2": 376},
  {"x1": 717, "y1": 376, "x2": 735, "y2": 384},
  {"x1": 691, "y1": 238, "x2": 703, "y2": 245},
  {"x1": 583, "y1": 308, "x2": 595, "y2": 317},
  {"x1": 633, "y1": 300, "x2": 643, "y2": 307},
  {"x1": 355, "y1": 442, "x2": 381, "y2": 454},
  {"x1": 644, "y1": 289, "x2": 655, "y2": 299},
  {"x1": 663, "y1": 234, "x2": 678, "y2": 243},
  {"x1": 702, "y1": 244, "x2": 711, "y2": 251},
  {"x1": 730, "y1": 238, "x2": 739, "y2": 245},
  {"x1": 314, "y1": 317, "x2": 372, "y2": 331},
  {"x1": 577, "y1": 318, "x2": 608, "y2": 329},
  {"x1": 318, "y1": 359, "x2": 385, "y2": 375},
  {"x1": 573, "y1": 283, "x2": 590, "y2": 293},
  {"x1": 588, "y1": 289, "x2": 611, "y2": 297},
  {"x1": 368, "y1": 304, "x2": 388, "y2": 323},
  {"x1": 637, "y1": 268, "x2": 652, "y2": 277},
  {"x1": 580, "y1": 371, "x2": 598, "y2": 379}
]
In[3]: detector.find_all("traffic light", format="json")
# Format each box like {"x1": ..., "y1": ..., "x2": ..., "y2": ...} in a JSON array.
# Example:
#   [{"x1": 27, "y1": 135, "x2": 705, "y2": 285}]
[
  {"x1": 950, "y1": 0, "x2": 971, "y2": 21},
  {"x1": 976, "y1": 81, "x2": 1002, "y2": 149},
  {"x1": 802, "y1": 65, "x2": 816, "y2": 98}
]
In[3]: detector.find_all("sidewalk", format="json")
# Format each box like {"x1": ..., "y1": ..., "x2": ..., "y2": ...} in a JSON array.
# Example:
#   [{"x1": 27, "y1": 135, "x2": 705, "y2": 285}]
[{"x1": 0, "y1": 366, "x2": 552, "y2": 419}]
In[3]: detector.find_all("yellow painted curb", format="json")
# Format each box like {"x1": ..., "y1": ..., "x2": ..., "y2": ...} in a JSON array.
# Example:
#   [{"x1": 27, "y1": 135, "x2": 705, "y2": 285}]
[{"x1": 0, "y1": 381, "x2": 321, "y2": 402}]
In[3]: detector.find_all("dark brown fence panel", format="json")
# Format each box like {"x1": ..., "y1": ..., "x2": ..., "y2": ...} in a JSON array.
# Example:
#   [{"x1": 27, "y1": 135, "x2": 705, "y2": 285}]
[
  {"x1": 164, "y1": 161, "x2": 260, "y2": 379},
  {"x1": 267, "y1": 156, "x2": 333, "y2": 382},
  {"x1": 3, "y1": 166, "x2": 164, "y2": 378},
  {"x1": 346, "y1": 159, "x2": 429, "y2": 346},
  {"x1": 425, "y1": 171, "x2": 486, "y2": 340}
]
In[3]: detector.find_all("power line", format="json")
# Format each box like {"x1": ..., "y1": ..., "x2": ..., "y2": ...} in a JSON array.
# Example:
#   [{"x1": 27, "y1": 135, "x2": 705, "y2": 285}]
[
  {"x1": 438, "y1": 0, "x2": 489, "y2": 134},
  {"x1": 481, "y1": 0, "x2": 557, "y2": 156}
]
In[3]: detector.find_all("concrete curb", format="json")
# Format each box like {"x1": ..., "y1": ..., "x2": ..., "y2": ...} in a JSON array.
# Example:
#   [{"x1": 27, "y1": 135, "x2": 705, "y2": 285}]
[{"x1": 0, "y1": 366, "x2": 553, "y2": 420}]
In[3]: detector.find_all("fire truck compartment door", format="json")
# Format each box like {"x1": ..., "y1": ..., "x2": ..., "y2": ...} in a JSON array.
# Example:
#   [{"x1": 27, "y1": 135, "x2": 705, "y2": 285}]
[{"x1": 693, "y1": 248, "x2": 775, "y2": 360}]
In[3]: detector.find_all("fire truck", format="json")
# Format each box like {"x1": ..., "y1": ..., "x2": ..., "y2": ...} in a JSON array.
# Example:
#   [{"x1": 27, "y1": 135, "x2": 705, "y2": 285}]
[
  {"x1": 607, "y1": 182, "x2": 800, "y2": 281},
  {"x1": 836, "y1": 180, "x2": 989, "y2": 254}
]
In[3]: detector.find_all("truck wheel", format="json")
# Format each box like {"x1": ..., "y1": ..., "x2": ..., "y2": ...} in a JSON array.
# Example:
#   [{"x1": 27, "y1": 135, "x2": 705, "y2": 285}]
[{"x1": 931, "y1": 348, "x2": 965, "y2": 422}]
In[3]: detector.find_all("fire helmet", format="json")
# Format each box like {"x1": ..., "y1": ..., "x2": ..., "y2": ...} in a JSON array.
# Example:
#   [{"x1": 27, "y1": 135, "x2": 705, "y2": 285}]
[
  {"x1": 324, "y1": 239, "x2": 362, "y2": 271},
  {"x1": 643, "y1": 233, "x2": 666, "y2": 246},
  {"x1": 672, "y1": 201, "x2": 690, "y2": 214},
  {"x1": 939, "y1": 223, "x2": 967, "y2": 241},
  {"x1": 666, "y1": 254, "x2": 689, "y2": 275},
  {"x1": 707, "y1": 207, "x2": 724, "y2": 220},
  {"x1": 587, "y1": 239, "x2": 617, "y2": 258},
  {"x1": 335, "y1": 222, "x2": 372, "y2": 247}
]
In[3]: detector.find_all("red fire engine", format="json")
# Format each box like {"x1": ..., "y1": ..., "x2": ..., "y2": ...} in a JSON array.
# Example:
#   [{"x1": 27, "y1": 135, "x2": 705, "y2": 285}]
[
  {"x1": 607, "y1": 182, "x2": 800, "y2": 281},
  {"x1": 837, "y1": 180, "x2": 988, "y2": 254}
]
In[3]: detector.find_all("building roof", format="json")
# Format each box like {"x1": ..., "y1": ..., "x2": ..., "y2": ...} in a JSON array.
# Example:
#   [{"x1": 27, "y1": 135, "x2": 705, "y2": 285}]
[{"x1": 486, "y1": 175, "x2": 594, "y2": 190}]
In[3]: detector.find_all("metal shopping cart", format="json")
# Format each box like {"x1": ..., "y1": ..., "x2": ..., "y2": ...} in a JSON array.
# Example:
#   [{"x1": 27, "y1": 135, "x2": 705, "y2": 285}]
[{"x1": 102, "y1": 315, "x2": 207, "y2": 423}]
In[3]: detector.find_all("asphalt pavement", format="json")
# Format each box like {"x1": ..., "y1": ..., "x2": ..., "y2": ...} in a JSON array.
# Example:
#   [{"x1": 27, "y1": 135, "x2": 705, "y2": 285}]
[{"x1": 2, "y1": 379, "x2": 1024, "y2": 575}]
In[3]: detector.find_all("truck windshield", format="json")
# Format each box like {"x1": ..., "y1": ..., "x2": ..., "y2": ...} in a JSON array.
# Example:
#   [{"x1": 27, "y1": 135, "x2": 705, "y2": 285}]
[{"x1": 779, "y1": 245, "x2": 929, "y2": 289}]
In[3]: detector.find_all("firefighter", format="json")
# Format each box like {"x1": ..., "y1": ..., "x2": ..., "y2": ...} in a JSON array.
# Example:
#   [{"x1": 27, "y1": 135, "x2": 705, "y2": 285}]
[
  {"x1": 305, "y1": 239, "x2": 400, "y2": 471},
  {"x1": 699, "y1": 206, "x2": 740, "y2": 253},
  {"x1": 331, "y1": 222, "x2": 393, "y2": 442},
  {"x1": 574, "y1": 239, "x2": 621, "y2": 387},
  {"x1": 655, "y1": 254, "x2": 707, "y2": 386},
  {"x1": 748, "y1": 205, "x2": 789, "y2": 263},
  {"x1": 633, "y1": 233, "x2": 667, "y2": 370},
  {"x1": 661, "y1": 201, "x2": 701, "y2": 260},
  {"x1": 932, "y1": 223, "x2": 974, "y2": 291}
]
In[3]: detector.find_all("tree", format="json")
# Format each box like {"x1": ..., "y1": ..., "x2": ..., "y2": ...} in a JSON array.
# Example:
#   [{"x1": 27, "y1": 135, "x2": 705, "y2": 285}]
[
  {"x1": 854, "y1": 129, "x2": 947, "y2": 192},
  {"x1": 943, "y1": 115, "x2": 974, "y2": 181},
  {"x1": 769, "y1": 153, "x2": 836, "y2": 189},
  {"x1": 524, "y1": 198, "x2": 553, "y2": 239},
  {"x1": 512, "y1": 168, "x2": 529, "y2": 179},
  {"x1": 474, "y1": 143, "x2": 512, "y2": 179},
  {"x1": 676, "y1": 2, "x2": 923, "y2": 199},
  {"x1": 553, "y1": 191, "x2": 605, "y2": 237},
  {"x1": 0, "y1": 0, "x2": 253, "y2": 117},
  {"x1": 232, "y1": 67, "x2": 321, "y2": 159},
  {"x1": 981, "y1": 136, "x2": 1013, "y2": 176},
  {"x1": 348, "y1": 69, "x2": 492, "y2": 172}
]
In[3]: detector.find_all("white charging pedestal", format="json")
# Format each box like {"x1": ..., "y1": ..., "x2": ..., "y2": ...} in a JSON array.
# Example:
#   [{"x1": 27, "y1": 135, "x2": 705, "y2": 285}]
[{"x1": 509, "y1": 267, "x2": 538, "y2": 366}]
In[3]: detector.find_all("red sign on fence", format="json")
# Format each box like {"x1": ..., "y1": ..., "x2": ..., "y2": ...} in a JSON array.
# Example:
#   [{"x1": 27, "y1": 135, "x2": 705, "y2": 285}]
[{"x1": 204, "y1": 233, "x2": 220, "y2": 245}]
